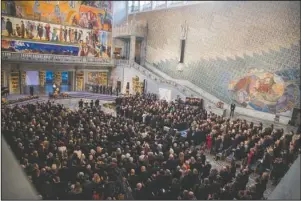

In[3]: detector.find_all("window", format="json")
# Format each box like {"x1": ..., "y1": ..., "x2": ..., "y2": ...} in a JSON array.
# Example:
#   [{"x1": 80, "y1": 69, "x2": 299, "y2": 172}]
[
  {"x1": 128, "y1": 1, "x2": 139, "y2": 13},
  {"x1": 140, "y1": 1, "x2": 152, "y2": 11},
  {"x1": 167, "y1": 1, "x2": 183, "y2": 6},
  {"x1": 153, "y1": 1, "x2": 166, "y2": 9}
]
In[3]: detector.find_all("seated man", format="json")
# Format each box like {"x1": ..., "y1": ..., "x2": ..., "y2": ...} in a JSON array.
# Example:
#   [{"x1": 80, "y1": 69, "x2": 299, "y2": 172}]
[{"x1": 79, "y1": 99, "x2": 83, "y2": 108}]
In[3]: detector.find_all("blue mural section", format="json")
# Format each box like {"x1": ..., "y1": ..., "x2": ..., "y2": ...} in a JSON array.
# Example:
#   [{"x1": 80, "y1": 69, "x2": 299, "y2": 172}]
[
  {"x1": 62, "y1": 72, "x2": 69, "y2": 84},
  {"x1": 154, "y1": 42, "x2": 300, "y2": 113},
  {"x1": 1, "y1": 39, "x2": 79, "y2": 56},
  {"x1": 46, "y1": 71, "x2": 54, "y2": 84}
]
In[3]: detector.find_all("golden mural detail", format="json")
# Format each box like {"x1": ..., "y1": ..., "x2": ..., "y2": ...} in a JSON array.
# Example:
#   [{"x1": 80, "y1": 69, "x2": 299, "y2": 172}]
[
  {"x1": 10, "y1": 71, "x2": 20, "y2": 93},
  {"x1": 54, "y1": 72, "x2": 62, "y2": 86},
  {"x1": 21, "y1": 71, "x2": 26, "y2": 85},
  {"x1": 87, "y1": 72, "x2": 107, "y2": 85},
  {"x1": 39, "y1": 71, "x2": 46, "y2": 87},
  {"x1": 132, "y1": 76, "x2": 144, "y2": 94},
  {"x1": 76, "y1": 72, "x2": 84, "y2": 91}
]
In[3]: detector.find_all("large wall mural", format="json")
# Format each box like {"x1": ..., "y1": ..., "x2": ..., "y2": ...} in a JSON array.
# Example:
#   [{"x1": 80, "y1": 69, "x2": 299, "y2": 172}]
[
  {"x1": 229, "y1": 69, "x2": 300, "y2": 114},
  {"x1": 1, "y1": 1, "x2": 112, "y2": 58}
]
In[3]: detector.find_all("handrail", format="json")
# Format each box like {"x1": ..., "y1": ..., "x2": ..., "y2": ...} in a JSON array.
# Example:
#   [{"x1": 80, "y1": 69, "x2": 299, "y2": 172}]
[
  {"x1": 1, "y1": 51, "x2": 113, "y2": 65},
  {"x1": 114, "y1": 59, "x2": 222, "y2": 110}
]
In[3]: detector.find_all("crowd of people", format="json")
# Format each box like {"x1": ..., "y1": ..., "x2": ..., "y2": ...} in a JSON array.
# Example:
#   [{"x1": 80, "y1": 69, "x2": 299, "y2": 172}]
[
  {"x1": 86, "y1": 84, "x2": 116, "y2": 96},
  {"x1": 1, "y1": 93, "x2": 300, "y2": 200}
]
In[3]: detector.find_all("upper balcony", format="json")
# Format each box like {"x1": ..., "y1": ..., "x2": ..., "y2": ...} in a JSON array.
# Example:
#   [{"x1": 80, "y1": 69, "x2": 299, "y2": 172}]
[
  {"x1": 1, "y1": 51, "x2": 114, "y2": 67},
  {"x1": 112, "y1": 20, "x2": 147, "y2": 38}
]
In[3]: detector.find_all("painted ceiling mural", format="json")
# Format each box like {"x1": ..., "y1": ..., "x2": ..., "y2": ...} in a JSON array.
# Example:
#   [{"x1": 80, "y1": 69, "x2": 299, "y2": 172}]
[
  {"x1": 1, "y1": 1, "x2": 112, "y2": 58},
  {"x1": 229, "y1": 69, "x2": 300, "y2": 114}
]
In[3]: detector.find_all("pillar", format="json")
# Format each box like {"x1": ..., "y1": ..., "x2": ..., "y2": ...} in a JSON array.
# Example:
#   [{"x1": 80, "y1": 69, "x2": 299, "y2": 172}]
[
  {"x1": 129, "y1": 35, "x2": 136, "y2": 61},
  {"x1": 111, "y1": 38, "x2": 115, "y2": 59},
  {"x1": 72, "y1": 71, "x2": 76, "y2": 91}
]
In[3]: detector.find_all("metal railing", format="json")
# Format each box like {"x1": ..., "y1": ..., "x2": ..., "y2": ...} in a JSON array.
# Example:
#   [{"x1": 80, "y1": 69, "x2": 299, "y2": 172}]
[
  {"x1": 114, "y1": 60, "x2": 225, "y2": 113},
  {"x1": 1, "y1": 51, "x2": 113, "y2": 65}
]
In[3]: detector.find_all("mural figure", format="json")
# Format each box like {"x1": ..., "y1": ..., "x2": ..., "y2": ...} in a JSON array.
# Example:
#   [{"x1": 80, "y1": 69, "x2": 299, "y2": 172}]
[
  {"x1": 54, "y1": 4, "x2": 61, "y2": 21},
  {"x1": 45, "y1": 23, "x2": 51, "y2": 41},
  {"x1": 37, "y1": 23, "x2": 43, "y2": 40},
  {"x1": 59, "y1": 26, "x2": 63, "y2": 41},
  {"x1": 77, "y1": 30, "x2": 83, "y2": 42},
  {"x1": 16, "y1": 5, "x2": 23, "y2": 18},
  {"x1": 63, "y1": 26, "x2": 67, "y2": 42},
  {"x1": 51, "y1": 28, "x2": 58, "y2": 41},
  {"x1": 20, "y1": 20, "x2": 25, "y2": 38},
  {"x1": 33, "y1": 1, "x2": 41, "y2": 16},
  {"x1": 15, "y1": 23, "x2": 21, "y2": 37},
  {"x1": 72, "y1": 16, "x2": 77, "y2": 26},
  {"x1": 69, "y1": 1, "x2": 75, "y2": 8},
  {"x1": 254, "y1": 74, "x2": 276, "y2": 94},
  {"x1": 68, "y1": 28, "x2": 72, "y2": 43},
  {"x1": 6, "y1": 18, "x2": 13, "y2": 37},
  {"x1": 2, "y1": 17, "x2": 6, "y2": 32}
]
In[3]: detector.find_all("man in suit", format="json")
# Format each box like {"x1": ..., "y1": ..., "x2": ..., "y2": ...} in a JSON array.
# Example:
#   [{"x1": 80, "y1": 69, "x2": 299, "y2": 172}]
[
  {"x1": 230, "y1": 103, "x2": 236, "y2": 118},
  {"x1": 29, "y1": 86, "x2": 34, "y2": 96}
]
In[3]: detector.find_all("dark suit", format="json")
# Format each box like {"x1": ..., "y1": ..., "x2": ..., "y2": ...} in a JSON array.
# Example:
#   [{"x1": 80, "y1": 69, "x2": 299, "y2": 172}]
[{"x1": 230, "y1": 103, "x2": 236, "y2": 117}]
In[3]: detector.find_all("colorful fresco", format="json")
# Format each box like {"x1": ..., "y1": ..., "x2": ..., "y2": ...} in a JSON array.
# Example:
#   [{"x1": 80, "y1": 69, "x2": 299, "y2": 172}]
[
  {"x1": 1, "y1": 1, "x2": 112, "y2": 31},
  {"x1": 229, "y1": 69, "x2": 300, "y2": 113},
  {"x1": 1, "y1": 16, "x2": 111, "y2": 58},
  {"x1": 1, "y1": 39, "x2": 79, "y2": 56}
]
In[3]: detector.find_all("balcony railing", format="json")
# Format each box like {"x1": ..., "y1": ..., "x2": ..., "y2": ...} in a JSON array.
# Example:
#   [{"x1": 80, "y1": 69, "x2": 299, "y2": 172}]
[
  {"x1": 114, "y1": 60, "x2": 225, "y2": 112},
  {"x1": 1, "y1": 51, "x2": 113, "y2": 65},
  {"x1": 112, "y1": 21, "x2": 147, "y2": 38}
]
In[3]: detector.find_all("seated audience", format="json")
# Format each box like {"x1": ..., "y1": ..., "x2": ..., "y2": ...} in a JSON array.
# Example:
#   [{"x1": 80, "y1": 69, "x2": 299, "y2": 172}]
[{"x1": 1, "y1": 93, "x2": 300, "y2": 200}]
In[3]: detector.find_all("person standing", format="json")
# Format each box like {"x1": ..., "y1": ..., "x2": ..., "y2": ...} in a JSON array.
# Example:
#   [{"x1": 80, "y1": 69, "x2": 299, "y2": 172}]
[
  {"x1": 79, "y1": 99, "x2": 83, "y2": 108},
  {"x1": 230, "y1": 103, "x2": 236, "y2": 118},
  {"x1": 30, "y1": 86, "x2": 34, "y2": 96}
]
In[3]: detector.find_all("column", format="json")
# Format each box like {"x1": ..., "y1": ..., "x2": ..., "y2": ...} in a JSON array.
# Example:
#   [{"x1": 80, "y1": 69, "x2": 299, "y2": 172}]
[
  {"x1": 72, "y1": 70, "x2": 76, "y2": 91},
  {"x1": 129, "y1": 35, "x2": 136, "y2": 61},
  {"x1": 111, "y1": 38, "x2": 115, "y2": 59},
  {"x1": 17, "y1": 64, "x2": 23, "y2": 94}
]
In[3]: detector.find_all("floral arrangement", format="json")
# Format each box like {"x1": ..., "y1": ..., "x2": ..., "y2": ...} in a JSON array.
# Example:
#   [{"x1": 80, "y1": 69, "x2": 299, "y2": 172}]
[{"x1": 50, "y1": 92, "x2": 70, "y2": 99}]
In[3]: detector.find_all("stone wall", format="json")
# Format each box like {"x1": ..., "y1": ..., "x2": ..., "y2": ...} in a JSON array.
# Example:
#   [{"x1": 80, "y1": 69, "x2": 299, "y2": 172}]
[
  {"x1": 131, "y1": 1, "x2": 300, "y2": 63},
  {"x1": 130, "y1": 1, "x2": 300, "y2": 115}
]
